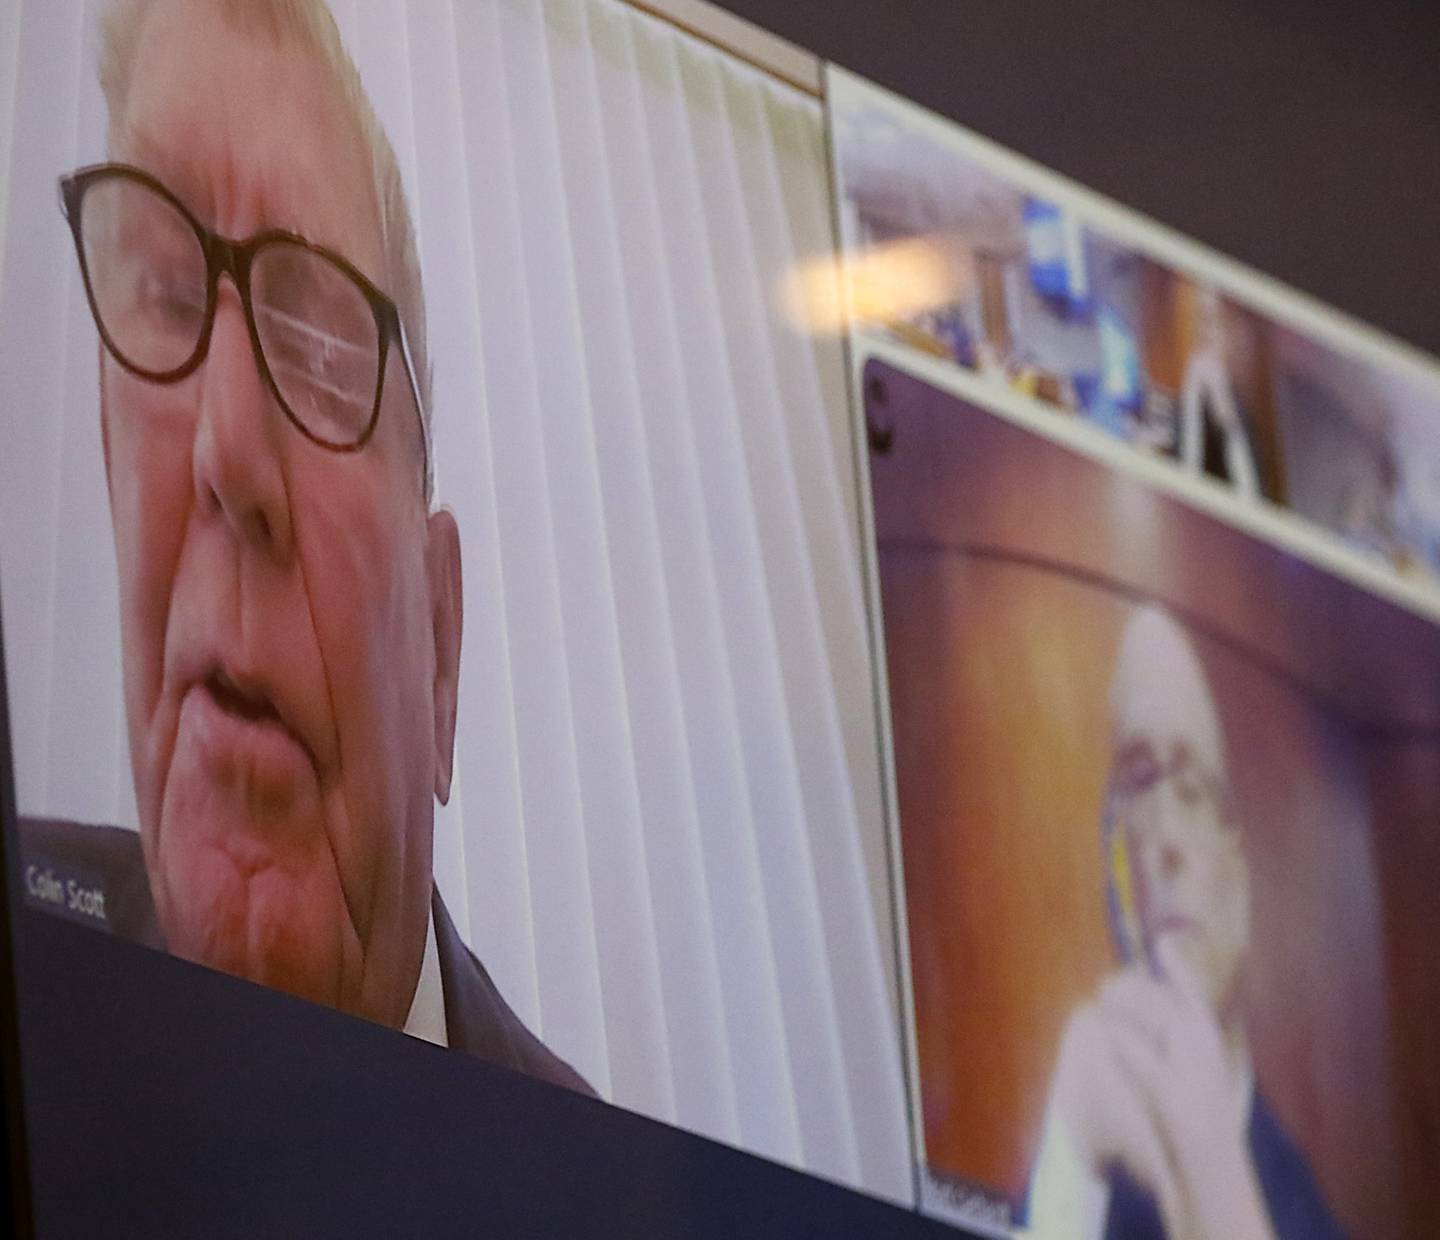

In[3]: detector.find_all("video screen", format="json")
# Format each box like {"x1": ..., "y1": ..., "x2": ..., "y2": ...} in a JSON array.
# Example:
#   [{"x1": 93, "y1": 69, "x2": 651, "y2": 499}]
[
  {"x1": 827, "y1": 70, "x2": 1440, "y2": 594},
  {"x1": 0, "y1": 0, "x2": 911, "y2": 1204},
  {"x1": 864, "y1": 356, "x2": 1440, "y2": 1239}
]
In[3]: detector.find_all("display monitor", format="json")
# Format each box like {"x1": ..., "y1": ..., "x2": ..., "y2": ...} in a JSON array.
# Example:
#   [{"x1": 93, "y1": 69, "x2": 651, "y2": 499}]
[
  {"x1": 1, "y1": 0, "x2": 1435, "y2": 1236},
  {"x1": 863, "y1": 353, "x2": 1440, "y2": 1239},
  {"x1": 0, "y1": 1, "x2": 927, "y2": 1234}
]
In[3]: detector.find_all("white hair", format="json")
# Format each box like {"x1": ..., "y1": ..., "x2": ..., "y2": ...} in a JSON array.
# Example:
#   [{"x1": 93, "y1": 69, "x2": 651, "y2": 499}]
[
  {"x1": 1110, "y1": 604, "x2": 1228, "y2": 784},
  {"x1": 98, "y1": 0, "x2": 434, "y2": 498}
]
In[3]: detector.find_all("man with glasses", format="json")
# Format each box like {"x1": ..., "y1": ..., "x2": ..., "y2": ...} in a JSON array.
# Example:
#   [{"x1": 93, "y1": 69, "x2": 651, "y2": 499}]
[
  {"x1": 1025, "y1": 607, "x2": 1343, "y2": 1239},
  {"x1": 21, "y1": 0, "x2": 590, "y2": 1094}
]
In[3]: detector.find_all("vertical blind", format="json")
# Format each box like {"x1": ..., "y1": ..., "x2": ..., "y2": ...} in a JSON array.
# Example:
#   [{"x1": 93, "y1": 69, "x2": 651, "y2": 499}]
[{"x1": 0, "y1": 0, "x2": 910, "y2": 1200}]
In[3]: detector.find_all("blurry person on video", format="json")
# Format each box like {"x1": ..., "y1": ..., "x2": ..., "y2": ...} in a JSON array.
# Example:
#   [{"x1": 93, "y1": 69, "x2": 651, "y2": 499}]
[
  {"x1": 25, "y1": 0, "x2": 589, "y2": 1094},
  {"x1": 1026, "y1": 607, "x2": 1343, "y2": 1239},
  {"x1": 1178, "y1": 285, "x2": 1260, "y2": 500}
]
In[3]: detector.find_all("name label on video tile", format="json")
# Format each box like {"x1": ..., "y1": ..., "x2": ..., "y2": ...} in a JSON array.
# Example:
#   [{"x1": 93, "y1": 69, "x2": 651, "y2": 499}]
[{"x1": 24, "y1": 862, "x2": 110, "y2": 929}]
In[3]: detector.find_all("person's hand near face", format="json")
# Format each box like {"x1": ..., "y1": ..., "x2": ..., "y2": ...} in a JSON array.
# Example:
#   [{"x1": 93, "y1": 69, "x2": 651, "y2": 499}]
[
  {"x1": 99, "y1": 0, "x2": 462, "y2": 1027},
  {"x1": 1052, "y1": 942, "x2": 1276, "y2": 1240}
]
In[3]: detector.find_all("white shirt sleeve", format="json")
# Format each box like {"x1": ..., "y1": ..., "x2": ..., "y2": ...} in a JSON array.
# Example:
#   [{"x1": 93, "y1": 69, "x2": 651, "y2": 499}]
[{"x1": 1022, "y1": 1089, "x2": 1109, "y2": 1240}]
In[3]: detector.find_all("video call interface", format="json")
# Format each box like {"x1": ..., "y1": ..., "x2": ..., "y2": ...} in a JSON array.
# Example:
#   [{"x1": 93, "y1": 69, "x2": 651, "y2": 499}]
[
  {"x1": 864, "y1": 356, "x2": 1439, "y2": 1240},
  {"x1": 1, "y1": 2, "x2": 1437, "y2": 1237}
]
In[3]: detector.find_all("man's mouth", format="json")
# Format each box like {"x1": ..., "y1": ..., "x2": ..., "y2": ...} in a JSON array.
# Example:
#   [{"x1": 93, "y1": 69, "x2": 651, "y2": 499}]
[
  {"x1": 171, "y1": 667, "x2": 319, "y2": 814},
  {"x1": 1150, "y1": 913, "x2": 1199, "y2": 939},
  {"x1": 205, "y1": 668, "x2": 283, "y2": 726},
  {"x1": 161, "y1": 667, "x2": 323, "y2": 861},
  {"x1": 190, "y1": 665, "x2": 315, "y2": 773}
]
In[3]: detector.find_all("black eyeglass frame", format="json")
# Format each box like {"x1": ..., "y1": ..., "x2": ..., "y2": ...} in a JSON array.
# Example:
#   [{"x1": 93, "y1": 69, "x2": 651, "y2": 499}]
[{"x1": 59, "y1": 161, "x2": 428, "y2": 486}]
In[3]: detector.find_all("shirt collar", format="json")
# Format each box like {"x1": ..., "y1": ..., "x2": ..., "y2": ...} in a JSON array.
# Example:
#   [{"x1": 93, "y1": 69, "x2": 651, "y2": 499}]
[{"x1": 402, "y1": 905, "x2": 449, "y2": 1049}]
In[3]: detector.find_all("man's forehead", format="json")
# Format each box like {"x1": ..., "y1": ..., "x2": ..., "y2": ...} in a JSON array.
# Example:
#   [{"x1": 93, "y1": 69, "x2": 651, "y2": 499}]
[
  {"x1": 113, "y1": 0, "x2": 383, "y2": 272},
  {"x1": 1110, "y1": 608, "x2": 1226, "y2": 776}
]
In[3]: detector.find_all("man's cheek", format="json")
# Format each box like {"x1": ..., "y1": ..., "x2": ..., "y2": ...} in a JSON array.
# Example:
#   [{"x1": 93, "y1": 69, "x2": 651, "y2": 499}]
[
  {"x1": 107, "y1": 388, "x2": 196, "y2": 692},
  {"x1": 302, "y1": 565, "x2": 429, "y2": 949},
  {"x1": 300, "y1": 512, "x2": 424, "y2": 773},
  {"x1": 107, "y1": 455, "x2": 190, "y2": 834},
  {"x1": 311, "y1": 609, "x2": 410, "y2": 905}
]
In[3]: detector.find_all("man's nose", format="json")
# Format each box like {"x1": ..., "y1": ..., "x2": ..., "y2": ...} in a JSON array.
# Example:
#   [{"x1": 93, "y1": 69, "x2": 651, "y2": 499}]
[
  {"x1": 1155, "y1": 834, "x2": 1185, "y2": 882},
  {"x1": 1148, "y1": 791, "x2": 1188, "y2": 882},
  {"x1": 191, "y1": 290, "x2": 293, "y2": 559}
]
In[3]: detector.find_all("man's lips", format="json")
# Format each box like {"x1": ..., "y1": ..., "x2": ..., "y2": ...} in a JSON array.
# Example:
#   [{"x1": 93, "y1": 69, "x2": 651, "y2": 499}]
[
  {"x1": 1150, "y1": 913, "x2": 1200, "y2": 938},
  {"x1": 179, "y1": 669, "x2": 319, "y2": 788},
  {"x1": 206, "y1": 668, "x2": 283, "y2": 725}
]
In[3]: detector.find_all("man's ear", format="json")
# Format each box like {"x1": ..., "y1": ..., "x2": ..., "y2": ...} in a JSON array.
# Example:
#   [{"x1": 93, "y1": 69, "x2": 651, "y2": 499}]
[{"x1": 426, "y1": 507, "x2": 463, "y2": 804}]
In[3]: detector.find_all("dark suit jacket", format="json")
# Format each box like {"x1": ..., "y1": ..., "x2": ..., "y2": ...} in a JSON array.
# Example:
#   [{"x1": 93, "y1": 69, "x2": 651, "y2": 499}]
[
  {"x1": 1103, "y1": 1087, "x2": 1347, "y2": 1239},
  {"x1": 17, "y1": 816, "x2": 594, "y2": 1098}
]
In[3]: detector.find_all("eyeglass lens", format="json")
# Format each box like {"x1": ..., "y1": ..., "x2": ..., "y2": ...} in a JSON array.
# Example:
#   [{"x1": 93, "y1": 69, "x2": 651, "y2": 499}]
[
  {"x1": 82, "y1": 176, "x2": 207, "y2": 375},
  {"x1": 79, "y1": 172, "x2": 381, "y2": 447},
  {"x1": 251, "y1": 242, "x2": 380, "y2": 446}
]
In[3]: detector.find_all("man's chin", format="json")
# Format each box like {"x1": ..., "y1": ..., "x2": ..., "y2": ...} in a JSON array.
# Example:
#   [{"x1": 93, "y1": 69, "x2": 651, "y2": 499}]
[
  {"x1": 148, "y1": 719, "x2": 359, "y2": 1004},
  {"x1": 150, "y1": 833, "x2": 356, "y2": 1012},
  {"x1": 1150, "y1": 929, "x2": 1230, "y2": 1009}
]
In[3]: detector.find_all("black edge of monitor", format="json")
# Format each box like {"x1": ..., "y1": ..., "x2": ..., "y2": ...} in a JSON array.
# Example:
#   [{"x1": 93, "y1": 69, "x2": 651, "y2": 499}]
[{"x1": 0, "y1": 604, "x2": 36, "y2": 1236}]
